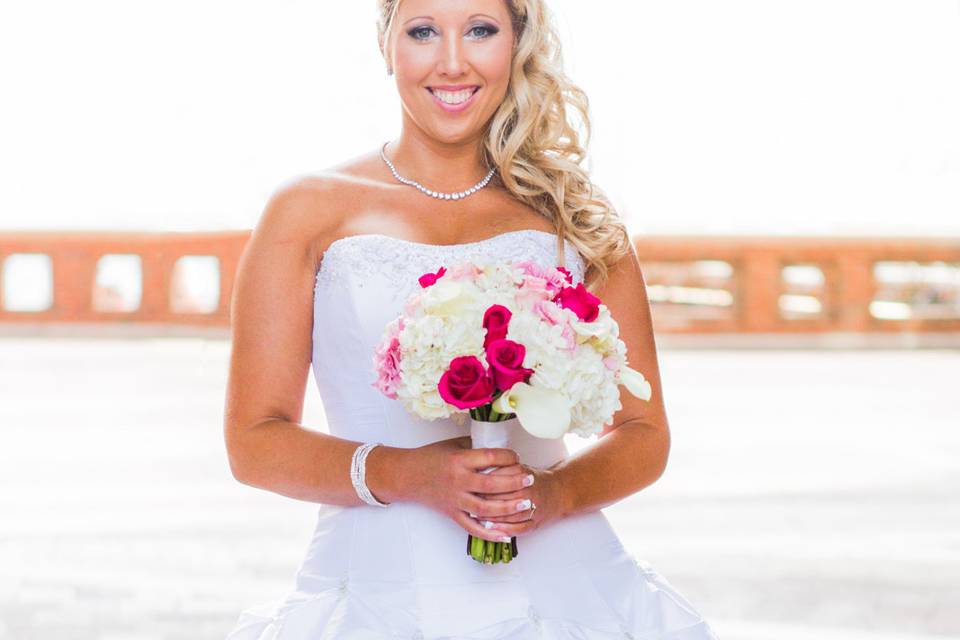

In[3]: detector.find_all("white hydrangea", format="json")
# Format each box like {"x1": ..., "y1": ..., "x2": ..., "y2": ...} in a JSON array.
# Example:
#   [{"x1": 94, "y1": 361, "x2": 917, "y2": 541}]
[{"x1": 377, "y1": 258, "x2": 638, "y2": 437}]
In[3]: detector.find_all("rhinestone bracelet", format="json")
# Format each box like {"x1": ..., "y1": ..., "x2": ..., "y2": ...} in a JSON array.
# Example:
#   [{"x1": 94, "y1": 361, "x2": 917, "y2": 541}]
[{"x1": 350, "y1": 442, "x2": 390, "y2": 507}]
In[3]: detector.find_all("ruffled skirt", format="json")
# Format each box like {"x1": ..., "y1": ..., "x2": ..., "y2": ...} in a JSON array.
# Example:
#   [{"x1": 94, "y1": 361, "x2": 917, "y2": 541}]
[{"x1": 224, "y1": 502, "x2": 719, "y2": 640}]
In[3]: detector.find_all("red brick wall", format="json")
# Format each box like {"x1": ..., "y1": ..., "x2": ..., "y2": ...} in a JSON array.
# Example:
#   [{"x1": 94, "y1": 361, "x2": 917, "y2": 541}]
[{"x1": 1, "y1": 231, "x2": 958, "y2": 335}]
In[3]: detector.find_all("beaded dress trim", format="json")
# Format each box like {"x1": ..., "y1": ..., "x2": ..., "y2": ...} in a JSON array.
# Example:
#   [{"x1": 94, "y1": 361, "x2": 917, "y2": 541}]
[{"x1": 314, "y1": 229, "x2": 586, "y2": 297}]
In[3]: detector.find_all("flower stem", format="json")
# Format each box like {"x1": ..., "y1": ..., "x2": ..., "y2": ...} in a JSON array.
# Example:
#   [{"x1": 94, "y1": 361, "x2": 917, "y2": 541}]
[{"x1": 465, "y1": 403, "x2": 518, "y2": 563}]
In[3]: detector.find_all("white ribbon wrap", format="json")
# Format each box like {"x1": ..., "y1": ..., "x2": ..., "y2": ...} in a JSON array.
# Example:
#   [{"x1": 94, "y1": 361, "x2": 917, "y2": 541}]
[{"x1": 468, "y1": 416, "x2": 568, "y2": 473}]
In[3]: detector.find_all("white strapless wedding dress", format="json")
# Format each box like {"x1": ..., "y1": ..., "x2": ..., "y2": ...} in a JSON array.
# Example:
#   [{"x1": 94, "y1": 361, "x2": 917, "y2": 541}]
[{"x1": 224, "y1": 229, "x2": 719, "y2": 640}]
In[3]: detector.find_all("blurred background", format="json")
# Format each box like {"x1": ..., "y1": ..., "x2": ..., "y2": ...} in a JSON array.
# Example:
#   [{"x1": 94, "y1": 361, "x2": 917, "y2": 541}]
[{"x1": 1, "y1": 1, "x2": 958, "y2": 639}]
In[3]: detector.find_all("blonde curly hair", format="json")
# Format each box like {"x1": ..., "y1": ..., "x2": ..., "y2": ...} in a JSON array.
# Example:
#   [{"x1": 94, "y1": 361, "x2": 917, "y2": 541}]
[{"x1": 376, "y1": 0, "x2": 632, "y2": 291}]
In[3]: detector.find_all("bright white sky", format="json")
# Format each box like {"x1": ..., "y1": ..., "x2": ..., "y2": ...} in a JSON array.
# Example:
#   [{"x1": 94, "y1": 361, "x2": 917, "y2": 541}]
[{"x1": 1, "y1": 1, "x2": 958, "y2": 236}]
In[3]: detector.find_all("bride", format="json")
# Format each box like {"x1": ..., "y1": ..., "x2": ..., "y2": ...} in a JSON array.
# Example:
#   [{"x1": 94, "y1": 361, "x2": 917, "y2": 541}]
[{"x1": 222, "y1": 0, "x2": 719, "y2": 638}]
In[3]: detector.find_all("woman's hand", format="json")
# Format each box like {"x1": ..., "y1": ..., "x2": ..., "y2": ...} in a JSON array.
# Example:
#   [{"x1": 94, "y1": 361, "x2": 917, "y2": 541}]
[
  {"x1": 403, "y1": 436, "x2": 540, "y2": 543},
  {"x1": 467, "y1": 461, "x2": 565, "y2": 538}
]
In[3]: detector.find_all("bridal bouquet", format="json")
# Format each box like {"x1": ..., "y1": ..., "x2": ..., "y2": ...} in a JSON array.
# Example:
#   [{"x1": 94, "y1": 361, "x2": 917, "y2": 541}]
[{"x1": 371, "y1": 256, "x2": 652, "y2": 564}]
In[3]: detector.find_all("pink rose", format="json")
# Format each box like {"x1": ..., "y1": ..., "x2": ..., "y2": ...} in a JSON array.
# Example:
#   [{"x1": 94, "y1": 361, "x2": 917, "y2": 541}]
[
  {"x1": 485, "y1": 338, "x2": 535, "y2": 391},
  {"x1": 556, "y1": 266, "x2": 574, "y2": 284},
  {"x1": 553, "y1": 282, "x2": 601, "y2": 322},
  {"x1": 482, "y1": 304, "x2": 511, "y2": 349},
  {"x1": 515, "y1": 260, "x2": 568, "y2": 295},
  {"x1": 438, "y1": 355, "x2": 495, "y2": 409},
  {"x1": 418, "y1": 266, "x2": 447, "y2": 288},
  {"x1": 371, "y1": 317, "x2": 404, "y2": 399}
]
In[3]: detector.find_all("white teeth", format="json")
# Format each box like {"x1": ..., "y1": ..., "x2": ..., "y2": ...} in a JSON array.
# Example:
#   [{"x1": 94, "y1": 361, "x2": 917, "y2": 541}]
[{"x1": 430, "y1": 88, "x2": 476, "y2": 105}]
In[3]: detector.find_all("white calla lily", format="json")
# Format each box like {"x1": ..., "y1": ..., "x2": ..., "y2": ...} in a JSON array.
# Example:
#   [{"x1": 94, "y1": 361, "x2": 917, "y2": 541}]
[
  {"x1": 620, "y1": 365, "x2": 652, "y2": 401},
  {"x1": 491, "y1": 389, "x2": 513, "y2": 415},
  {"x1": 492, "y1": 382, "x2": 570, "y2": 439}
]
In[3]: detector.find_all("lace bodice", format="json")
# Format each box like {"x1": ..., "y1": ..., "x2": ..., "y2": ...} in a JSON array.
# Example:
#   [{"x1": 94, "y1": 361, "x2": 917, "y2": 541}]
[
  {"x1": 310, "y1": 229, "x2": 585, "y2": 448},
  {"x1": 314, "y1": 229, "x2": 584, "y2": 293}
]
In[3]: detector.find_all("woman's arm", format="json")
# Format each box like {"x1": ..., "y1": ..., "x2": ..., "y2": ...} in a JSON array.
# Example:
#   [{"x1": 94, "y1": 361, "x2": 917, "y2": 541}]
[
  {"x1": 551, "y1": 239, "x2": 672, "y2": 518},
  {"x1": 222, "y1": 176, "x2": 408, "y2": 506},
  {"x1": 231, "y1": 419, "x2": 411, "y2": 506},
  {"x1": 221, "y1": 177, "x2": 528, "y2": 540}
]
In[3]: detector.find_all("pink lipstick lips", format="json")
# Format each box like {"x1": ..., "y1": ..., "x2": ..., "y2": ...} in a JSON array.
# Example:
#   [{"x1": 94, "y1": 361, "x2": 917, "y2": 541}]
[{"x1": 426, "y1": 85, "x2": 481, "y2": 113}]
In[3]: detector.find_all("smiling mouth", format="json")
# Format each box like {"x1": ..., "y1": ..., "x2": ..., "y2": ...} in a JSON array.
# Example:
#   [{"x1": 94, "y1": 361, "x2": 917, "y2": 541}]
[{"x1": 427, "y1": 87, "x2": 480, "y2": 106}]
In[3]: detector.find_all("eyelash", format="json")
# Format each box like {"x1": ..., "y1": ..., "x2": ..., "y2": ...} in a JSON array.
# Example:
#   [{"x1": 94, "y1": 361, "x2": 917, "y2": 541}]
[{"x1": 407, "y1": 24, "x2": 499, "y2": 42}]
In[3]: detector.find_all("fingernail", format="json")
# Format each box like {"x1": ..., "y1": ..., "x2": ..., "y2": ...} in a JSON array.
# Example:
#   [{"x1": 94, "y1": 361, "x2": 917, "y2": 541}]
[
  {"x1": 523, "y1": 474, "x2": 534, "y2": 487},
  {"x1": 499, "y1": 536, "x2": 511, "y2": 543},
  {"x1": 516, "y1": 499, "x2": 531, "y2": 511},
  {"x1": 468, "y1": 512, "x2": 477, "y2": 519},
  {"x1": 482, "y1": 520, "x2": 493, "y2": 529}
]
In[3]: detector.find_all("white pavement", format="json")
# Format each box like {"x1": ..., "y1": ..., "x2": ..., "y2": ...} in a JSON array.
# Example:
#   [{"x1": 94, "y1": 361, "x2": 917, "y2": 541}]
[{"x1": 0, "y1": 338, "x2": 957, "y2": 639}]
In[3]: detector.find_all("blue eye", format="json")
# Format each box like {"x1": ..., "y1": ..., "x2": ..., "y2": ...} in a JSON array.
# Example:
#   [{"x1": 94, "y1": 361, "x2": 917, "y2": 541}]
[
  {"x1": 408, "y1": 26, "x2": 435, "y2": 41},
  {"x1": 407, "y1": 24, "x2": 499, "y2": 42},
  {"x1": 468, "y1": 24, "x2": 498, "y2": 39}
]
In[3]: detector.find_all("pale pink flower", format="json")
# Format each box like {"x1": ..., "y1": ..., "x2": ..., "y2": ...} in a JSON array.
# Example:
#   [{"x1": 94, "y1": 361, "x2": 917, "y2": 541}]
[
  {"x1": 534, "y1": 300, "x2": 577, "y2": 351},
  {"x1": 560, "y1": 322, "x2": 577, "y2": 351},
  {"x1": 403, "y1": 293, "x2": 422, "y2": 317},
  {"x1": 372, "y1": 318, "x2": 404, "y2": 398},
  {"x1": 447, "y1": 262, "x2": 482, "y2": 281},
  {"x1": 515, "y1": 260, "x2": 571, "y2": 295},
  {"x1": 516, "y1": 276, "x2": 550, "y2": 308},
  {"x1": 533, "y1": 299, "x2": 565, "y2": 326}
]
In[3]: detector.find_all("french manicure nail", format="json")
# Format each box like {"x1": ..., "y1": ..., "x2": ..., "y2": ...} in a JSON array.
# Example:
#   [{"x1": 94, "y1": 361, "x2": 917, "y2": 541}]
[
  {"x1": 516, "y1": 498, "x2": 531, "y2": 511},
  {"x1": 523, "y1": 474, "x2": 534, "y2": 487},
  {"x1": 499, "y1": 536, "x2": 511, "y2": 543},
  {"x1": 482, "y1": 520, "x2": 493, "y2": 529}
]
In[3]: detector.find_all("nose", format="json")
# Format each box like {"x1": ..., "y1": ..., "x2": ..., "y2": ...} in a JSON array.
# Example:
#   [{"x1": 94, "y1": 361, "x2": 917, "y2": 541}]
[{"x1": 437, "y1": 32, "x2": 468, "y2": 77}]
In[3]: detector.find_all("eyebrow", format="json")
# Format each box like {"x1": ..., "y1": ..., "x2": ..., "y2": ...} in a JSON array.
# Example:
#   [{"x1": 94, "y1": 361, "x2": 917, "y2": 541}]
[{"x1": 403, "y1": 13, "x2": 501, "y2": 26}]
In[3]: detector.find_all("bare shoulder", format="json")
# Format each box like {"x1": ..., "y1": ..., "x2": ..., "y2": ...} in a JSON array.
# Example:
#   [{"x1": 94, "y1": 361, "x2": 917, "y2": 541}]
[
  {"x1": 255, "y1": 159, "x2": 383, "y2": 266},
  {"x1": 257, "y1": 172, "x2": 352, "y2": 237}
]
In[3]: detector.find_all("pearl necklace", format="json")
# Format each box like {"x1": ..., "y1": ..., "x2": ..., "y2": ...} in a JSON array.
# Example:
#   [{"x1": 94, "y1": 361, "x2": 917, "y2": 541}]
[{"x1": 380, "y1": 142, "x2": 496, "y2": 201}]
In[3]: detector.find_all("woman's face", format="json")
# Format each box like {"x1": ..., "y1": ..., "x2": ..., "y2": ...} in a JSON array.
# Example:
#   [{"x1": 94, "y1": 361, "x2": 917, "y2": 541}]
[{"x1": 386, "y1": 0, "x2": 515, "y2": 145}]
